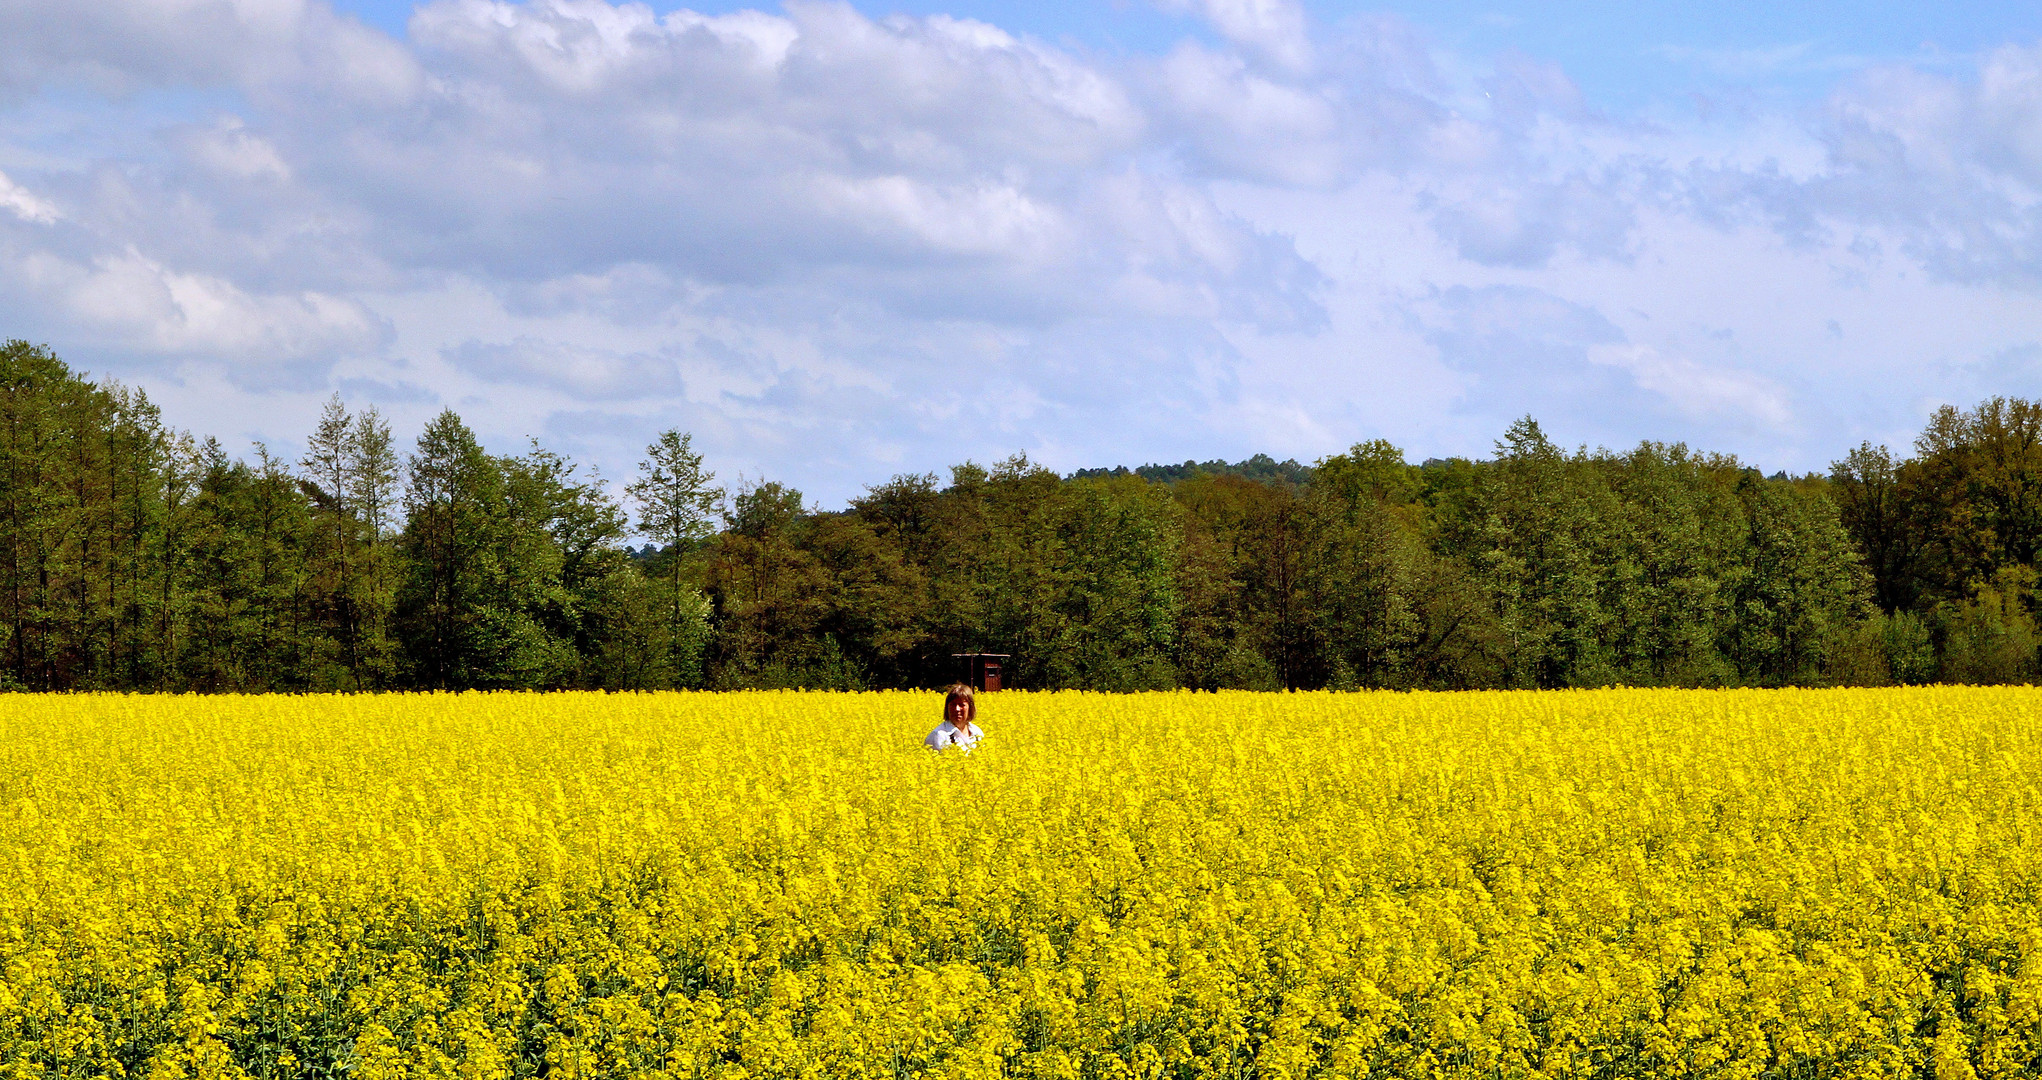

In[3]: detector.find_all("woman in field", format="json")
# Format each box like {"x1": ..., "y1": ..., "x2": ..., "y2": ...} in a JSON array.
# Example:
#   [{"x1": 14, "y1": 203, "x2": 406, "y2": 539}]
[{"x1": 924, "y1": 684, "x2": 983, "y2": 751}]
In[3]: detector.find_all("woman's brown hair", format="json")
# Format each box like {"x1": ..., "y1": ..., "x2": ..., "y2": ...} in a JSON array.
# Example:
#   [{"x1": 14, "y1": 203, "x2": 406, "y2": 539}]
[{"x1": 943, "y1": 683, "x2": 976, "y2": 724}]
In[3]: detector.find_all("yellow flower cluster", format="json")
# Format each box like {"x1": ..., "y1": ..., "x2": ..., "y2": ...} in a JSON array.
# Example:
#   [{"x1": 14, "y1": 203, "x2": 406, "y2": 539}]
[{"x1": 1, "y1": 688, "x2": 2039, "y2": 1078}]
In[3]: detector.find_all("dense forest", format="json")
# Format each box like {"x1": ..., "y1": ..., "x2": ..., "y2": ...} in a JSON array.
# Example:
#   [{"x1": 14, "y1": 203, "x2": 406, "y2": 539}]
[{"x1": 1, "y1": 339, "x2": 2037, "y2": 692}]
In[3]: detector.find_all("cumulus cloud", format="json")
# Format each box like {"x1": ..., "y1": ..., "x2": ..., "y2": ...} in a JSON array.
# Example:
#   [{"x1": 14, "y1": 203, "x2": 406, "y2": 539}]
[
  {"x1": 0, "y1": 0, "x2": 2040, "y2": 501},
  {"x1": 240, "y1": 0, "x2": 1317, "y2": 329}
]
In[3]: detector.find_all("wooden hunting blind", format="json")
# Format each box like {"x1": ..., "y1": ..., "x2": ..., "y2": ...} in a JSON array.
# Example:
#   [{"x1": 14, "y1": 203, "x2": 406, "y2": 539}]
[{"x1": 953, "y1": 653, "x2": 1010, "y2": 692}]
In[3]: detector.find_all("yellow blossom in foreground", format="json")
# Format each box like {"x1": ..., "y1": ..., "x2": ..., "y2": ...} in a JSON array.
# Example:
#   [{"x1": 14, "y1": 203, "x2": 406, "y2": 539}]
[{"x1": 0, "y1": 688, "x2": 2039, "y2": 1078}]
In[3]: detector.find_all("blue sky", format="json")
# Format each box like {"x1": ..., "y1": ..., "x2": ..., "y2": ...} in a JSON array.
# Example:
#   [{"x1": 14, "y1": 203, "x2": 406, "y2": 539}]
[
  {"x1": 329, "y1": 0, "x2": 2042, "y2": 102},
  {"x1": 2, "y1": 0, "x2": 2042, "y2": 507}
]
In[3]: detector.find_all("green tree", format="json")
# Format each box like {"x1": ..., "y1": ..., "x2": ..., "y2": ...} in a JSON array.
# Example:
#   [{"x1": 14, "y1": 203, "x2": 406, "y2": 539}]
[
  {"x1": 808, "y1": 512, "x2": 924, "y2": 686},
  {"x1": 1046, "y1": 474, "x2": 1181, "y2": 690},
  {"x1": 959, "y1": 458, "x2": 1181, "y2": 690},
  {"x1": 1312, "y1": 438, "x2": 1420, "y2": 508},
  {"x1": 0, "y1": 342, "x2": 111, "y2": 688},
  {"x1": 301, "y1": 396, "x2": 374, "y2": 685},
  {"x1": 1721, "y1": 474, "x2": 1869, "y2": 684},
  {"x1": 502, "y1": 443, "x2": 665, "y2": 688},
  {"x1": 627, "y1": 430, "x2": 719, "y2": 687},
  {"x1": 345, "y1": 405, "x2": 401, "y2": 685},
  {"x1": 395, "y1": 410, "x2": 500, "y2": 688},
  {"x1": 171, "y1": 441, "x2": 315, "y2": 690},
  {"x1": 103, "y1": 384, "x2": 170, "y2": 687},
  {"x1": 705, "y1": 480, "x2": 830, "y2": 686},
  {"x1": 1595, "y1": 442, "x2": 1739, "y2": 685},
  {"x1": 1480, "y1": 417, "x2": 1617, "y2": 687},
  {"x1": 1304, "y1": 484, "x2": 1415, "y2": 688},
  {"x1": 1170, "y1": 473, "x2": 1315, "y2": 687}
]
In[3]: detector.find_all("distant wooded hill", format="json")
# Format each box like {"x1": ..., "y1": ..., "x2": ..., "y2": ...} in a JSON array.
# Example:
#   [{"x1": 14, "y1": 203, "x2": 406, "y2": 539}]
[
  {"x1": 1069, "y1": 454, "x2": 1313, "y2": 487},
  {"x1": 1, "y1": 337, "x2": 2036, "y2": 691}
]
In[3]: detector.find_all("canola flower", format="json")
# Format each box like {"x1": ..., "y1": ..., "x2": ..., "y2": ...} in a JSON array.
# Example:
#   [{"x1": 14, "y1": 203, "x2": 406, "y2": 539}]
[{"x1": 0, "y1": 688, "x2": 2039, "y2": 1079}]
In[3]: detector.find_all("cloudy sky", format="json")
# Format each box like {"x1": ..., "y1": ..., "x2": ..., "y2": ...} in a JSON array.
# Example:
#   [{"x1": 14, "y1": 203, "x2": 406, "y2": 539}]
[{"x1": 3, "y1": 0, "x2": 2041, "y2": 507}]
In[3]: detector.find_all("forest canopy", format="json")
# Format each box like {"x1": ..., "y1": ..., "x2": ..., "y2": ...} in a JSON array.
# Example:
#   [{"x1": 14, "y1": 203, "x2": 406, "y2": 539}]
[{"x1": 1, "y1": 339, "x2": 2036, "y2": 692}]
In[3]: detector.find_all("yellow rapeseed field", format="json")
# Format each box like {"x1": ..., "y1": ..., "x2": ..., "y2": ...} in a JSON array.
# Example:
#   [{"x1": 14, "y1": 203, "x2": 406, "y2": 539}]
[{"x1": 1, "y1": 688, "x2": 2039, "y2": 1079}]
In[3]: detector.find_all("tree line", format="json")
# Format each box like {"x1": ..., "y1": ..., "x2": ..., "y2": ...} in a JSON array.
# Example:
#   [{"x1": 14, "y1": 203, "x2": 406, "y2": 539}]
[{"x1": 2, "y1": 339, "x2": 2037, "y2": 692}]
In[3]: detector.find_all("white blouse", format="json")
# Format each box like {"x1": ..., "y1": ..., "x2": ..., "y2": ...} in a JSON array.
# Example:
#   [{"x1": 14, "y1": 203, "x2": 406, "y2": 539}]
[{"x1": 924, "y1": 720, "x2": 982, "y2": 751}]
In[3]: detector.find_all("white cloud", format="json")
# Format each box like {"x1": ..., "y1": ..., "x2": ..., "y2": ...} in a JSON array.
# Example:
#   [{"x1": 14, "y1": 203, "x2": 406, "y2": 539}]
[
  {"x1": 0, "y1": 0, "x2": 420, "y2": 102},
  {"x1": 0, "y1": 168, "x2": 57, "y2": 222},
  {"x1": 10, "y1": 245, "x2": 384, "y2": 370},
  {"x1": 1157, "y1": 0, "x2": 1313, "y2": 75},
  {"x1": 448, "y1": 336, "x2": 687, "y2": 399},
  {"x1": 1148, "y1": 42, "x2": 1342, "y2": 185},
  {"x1": 1586, "y1": 343, "x2": 1791, "y2": 426},
  {"x1": 1791, "y1": 41, "x2": 2042, "y2": 285},
  {"x1": 182, "y1": 119, "x2": 292, "y2": 182}
]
